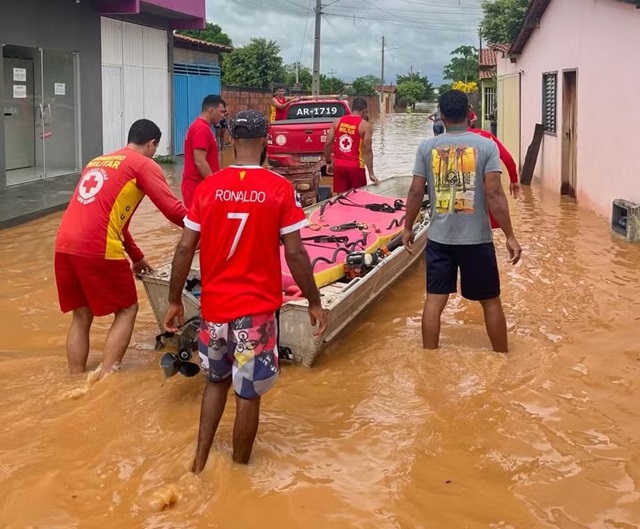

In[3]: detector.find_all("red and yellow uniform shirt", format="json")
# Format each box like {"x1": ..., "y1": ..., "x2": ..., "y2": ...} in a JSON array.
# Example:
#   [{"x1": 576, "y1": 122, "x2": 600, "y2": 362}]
[
  {"x1": 332, "y1": 114, "x2": 365, "y2": 169},
  {"x1": 185, "y1": 165, "x2": 307, "y2": 323},
  {"x1": 270, "y1": 97, "x2": 288, "y2": 122},
  {"x1": 55, "y1": 148, "x2": 186, "y2": 262}
]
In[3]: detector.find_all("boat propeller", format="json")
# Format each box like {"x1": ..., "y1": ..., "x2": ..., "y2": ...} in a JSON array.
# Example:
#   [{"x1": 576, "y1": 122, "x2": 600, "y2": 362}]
[
  {"x1": 160, "y1": 351, "x2": 200, "y2": 379},
  {"x1": 158, "y1": 317, "x2": 202, "y2": 380}
]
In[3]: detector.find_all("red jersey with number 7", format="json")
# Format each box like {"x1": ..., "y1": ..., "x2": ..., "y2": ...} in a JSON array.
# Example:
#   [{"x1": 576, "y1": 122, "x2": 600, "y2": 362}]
[{"x1": 185, "y1": 165, "x2": 308, "y2": 323}]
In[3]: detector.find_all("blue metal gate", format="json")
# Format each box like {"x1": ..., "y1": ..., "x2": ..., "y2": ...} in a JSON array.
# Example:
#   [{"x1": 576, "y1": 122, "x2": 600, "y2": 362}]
[{"x1": 173, "y1": 63, "x2": 221, "y2": 155}]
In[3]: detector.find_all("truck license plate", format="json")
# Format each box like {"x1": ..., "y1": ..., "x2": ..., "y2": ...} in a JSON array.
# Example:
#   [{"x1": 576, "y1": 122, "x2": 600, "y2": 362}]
[{"x1": 300, "y1": 156, "x2": 321, "y2": 163}]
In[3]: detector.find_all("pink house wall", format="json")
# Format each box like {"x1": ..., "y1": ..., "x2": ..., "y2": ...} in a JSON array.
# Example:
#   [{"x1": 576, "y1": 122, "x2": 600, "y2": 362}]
[{"x1": 498, "y1": 0, "x2": 640, "y2": 220}]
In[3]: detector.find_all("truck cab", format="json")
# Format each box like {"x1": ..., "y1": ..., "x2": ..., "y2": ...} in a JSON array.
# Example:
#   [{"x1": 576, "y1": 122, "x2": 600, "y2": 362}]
[{"x1": 267, "y1": 97, "x2": 351, "y2": 168}]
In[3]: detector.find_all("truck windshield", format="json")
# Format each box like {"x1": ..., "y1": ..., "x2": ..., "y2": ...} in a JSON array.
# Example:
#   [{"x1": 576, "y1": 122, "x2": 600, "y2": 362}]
[{"x1": 286, "y1": 102, "x2": 348, "y2": 119}]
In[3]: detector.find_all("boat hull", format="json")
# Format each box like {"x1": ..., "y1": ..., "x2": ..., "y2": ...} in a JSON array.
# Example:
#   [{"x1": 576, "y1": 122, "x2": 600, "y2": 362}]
[{"x1": 140, "y1": 175, "x2": 429, "y2": 367}]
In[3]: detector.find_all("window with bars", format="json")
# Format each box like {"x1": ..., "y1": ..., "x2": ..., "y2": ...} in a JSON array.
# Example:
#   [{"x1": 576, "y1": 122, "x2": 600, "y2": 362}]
[
  {"x1": 484, "y1": 87, "x2": 495, "y2": 119},
  {"x1": 542, "y1": 73, "x2": 557, "y2": 133}
]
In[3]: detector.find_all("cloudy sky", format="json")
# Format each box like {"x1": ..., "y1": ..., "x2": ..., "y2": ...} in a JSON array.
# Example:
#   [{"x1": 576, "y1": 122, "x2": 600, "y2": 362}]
[{"x1": 206, "y1": 0, "x2": 483, "y2": 86}]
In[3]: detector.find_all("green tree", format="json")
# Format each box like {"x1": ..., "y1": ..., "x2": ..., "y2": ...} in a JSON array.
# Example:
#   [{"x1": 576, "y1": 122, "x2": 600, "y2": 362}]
[
  {"x1": 438, "y1": 83, "x2": 452, "y2": 95},
  {"x1": 396, "y1": 71, "x2": 436, "y2": 101},
  {"x1": 397, "y1": 80, "x2": 425, "y2": 108},
  {"x1": 222, "y1": 38, "x2": 285, "y2": 88},
  {"x1": 283, "y1": 63, "x2": 312, "y2": 91},
  {"x1": 178, "y1": 23, "x2": 232, "y2": 47},
  {"x1": 443, "y1": 45, "x2": 479, "y2": 83},
  {"x1": 281, "y1": 65, "x2": 346, "y2": 94},
  {"x1": 480, "y1": 0, "x2": 529, "y2": 45},
  {"x1": 348, "y1": 76, "x2": 377, "y2": 96},
  {"x1": 320, "y1": 75, "x2": 345, "y2": 94},
  {"x1": 362, "y1": 74, "x2": 382, "y2": 86}
]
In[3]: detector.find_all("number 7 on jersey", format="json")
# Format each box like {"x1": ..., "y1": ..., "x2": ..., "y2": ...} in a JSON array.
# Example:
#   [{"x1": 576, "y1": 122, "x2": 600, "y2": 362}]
[{"x1": 227, "y1": 212, "x2": 249, "y2": 260}]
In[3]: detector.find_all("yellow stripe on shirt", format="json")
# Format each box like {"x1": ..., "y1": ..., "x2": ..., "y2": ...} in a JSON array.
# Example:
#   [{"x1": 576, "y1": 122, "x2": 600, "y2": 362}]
[{"x1": 105, "y1": 179, "x2": 145, "y2": 259}]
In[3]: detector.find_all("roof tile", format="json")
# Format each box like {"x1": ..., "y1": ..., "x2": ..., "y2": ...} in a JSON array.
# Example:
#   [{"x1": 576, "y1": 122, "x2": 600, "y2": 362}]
[{"x1": 479, "y1": 48, "x2": 497, "y2": 66}]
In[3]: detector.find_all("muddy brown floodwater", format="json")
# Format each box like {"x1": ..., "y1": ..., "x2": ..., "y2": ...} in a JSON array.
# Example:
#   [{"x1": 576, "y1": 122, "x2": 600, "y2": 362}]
[{"x1": 1, "y1": 113, "x2": 640, "y2": 528}]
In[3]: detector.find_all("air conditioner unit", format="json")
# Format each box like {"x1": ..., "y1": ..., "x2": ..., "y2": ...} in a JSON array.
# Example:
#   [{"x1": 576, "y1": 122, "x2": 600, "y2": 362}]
[{"x1": 612, "y1": 199, "x2": 640, "y2": 242}]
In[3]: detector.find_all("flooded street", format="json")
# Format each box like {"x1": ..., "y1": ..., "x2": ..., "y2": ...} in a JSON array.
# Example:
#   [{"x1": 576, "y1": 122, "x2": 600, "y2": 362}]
[{"x1": 2, "y1": 112, "x2": 640, "y2": 528}]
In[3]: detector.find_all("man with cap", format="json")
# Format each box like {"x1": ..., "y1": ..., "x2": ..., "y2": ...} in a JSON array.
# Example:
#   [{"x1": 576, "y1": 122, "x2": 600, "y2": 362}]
[{"x1": 165, "y1": 109, "x2": 328, "y2": 472}]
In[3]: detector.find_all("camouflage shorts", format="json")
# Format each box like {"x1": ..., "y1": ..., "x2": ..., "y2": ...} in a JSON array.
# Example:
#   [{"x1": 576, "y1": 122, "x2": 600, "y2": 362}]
[{"x1": 198, "y1": 313, "x2": 280, "y2": 399}]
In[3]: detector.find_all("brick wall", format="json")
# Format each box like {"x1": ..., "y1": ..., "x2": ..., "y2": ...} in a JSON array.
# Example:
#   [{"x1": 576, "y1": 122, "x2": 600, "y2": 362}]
[
  {"x1": 221, "y1": 87, "x2": 380, "y2": 118},
  {"x1": 221, "y1": 87, "x2": 273, "y2": 117}
]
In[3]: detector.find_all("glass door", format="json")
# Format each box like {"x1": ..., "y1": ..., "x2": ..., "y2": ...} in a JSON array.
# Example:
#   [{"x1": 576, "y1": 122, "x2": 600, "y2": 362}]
[
  {"x1": 42, "y1": 49, "x2": 79, "y2": 178},
  {"x1": 3, "y1": 45, "x2": 78, "y2": 185},
  {"x1": 3, "y1": 45, "x2": 44, "y2": 185}
]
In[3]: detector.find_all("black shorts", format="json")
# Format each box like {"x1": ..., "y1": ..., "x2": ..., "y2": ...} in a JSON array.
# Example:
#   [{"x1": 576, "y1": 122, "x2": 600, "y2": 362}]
[{"x1": 425, "y1": 239, "x2": 500, "y2": 301}]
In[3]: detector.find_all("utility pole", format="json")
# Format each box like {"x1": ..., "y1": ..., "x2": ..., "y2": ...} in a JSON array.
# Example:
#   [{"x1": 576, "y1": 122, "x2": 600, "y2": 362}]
[
  {"x1": 380, "y1": 36, "x2": 386, "y2": 89},
  {"x1": 312, "y1": 0, "x2": 322, "y2": 96},
  {"x1": 295, "y1": 61, "x2": 299, "y2": 85},
  {"x1": 380, "y1": 35, "x2": 385, "y2": 110}
]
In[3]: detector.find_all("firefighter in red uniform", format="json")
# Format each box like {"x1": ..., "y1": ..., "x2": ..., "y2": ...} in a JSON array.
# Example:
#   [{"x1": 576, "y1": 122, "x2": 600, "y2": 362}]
[
  {"x1": 270, "y1": 88, "x2": 300, "y2": 122},
  {"x1": 54, "y1": 119, "x2": 187, "y2": 378},
  {"x1": 324, "y1": 97, "x2": 379, "y2": 193}
]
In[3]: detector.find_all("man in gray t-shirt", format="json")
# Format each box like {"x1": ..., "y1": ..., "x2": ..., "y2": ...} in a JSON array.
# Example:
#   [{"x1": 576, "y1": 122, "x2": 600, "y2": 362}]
[{"x1": 402, "y1": 90, "x2": 522, "y2": 353}]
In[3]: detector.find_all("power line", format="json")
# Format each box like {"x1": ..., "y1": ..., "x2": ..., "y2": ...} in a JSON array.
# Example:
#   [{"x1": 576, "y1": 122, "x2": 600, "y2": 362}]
[{"x1": 298, "y1": 0, "x2": 314, "y2": 62}]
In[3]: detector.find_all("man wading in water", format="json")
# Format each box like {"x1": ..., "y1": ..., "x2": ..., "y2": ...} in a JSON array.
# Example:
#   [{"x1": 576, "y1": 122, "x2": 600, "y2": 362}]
[
  {"x1": 402, "y1": 90, "x2": 522, "y2": 352},
  {"x1": 54, "y1": 120, "x2": 186, "y2": 378},
  {"x1": 324, "y1": 97, "x2": 379, "y2": 192},
  {"x1": 165, "y1": 110, "x2": 327, "y2": 470},
  {"x1": 181, "y1": 95, "x2": 227, "y2": 209}
]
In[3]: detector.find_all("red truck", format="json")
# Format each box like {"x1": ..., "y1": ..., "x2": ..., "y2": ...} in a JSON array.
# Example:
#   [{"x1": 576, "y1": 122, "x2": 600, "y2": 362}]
[{"x1": 267, "y1": 97, "x2": 352, "y2": 168}]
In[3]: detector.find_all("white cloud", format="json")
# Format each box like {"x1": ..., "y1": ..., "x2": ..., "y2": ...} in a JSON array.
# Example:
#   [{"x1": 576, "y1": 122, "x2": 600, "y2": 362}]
[{"x1": 206, "y1": 0, "x2": 483, "y2": 85}]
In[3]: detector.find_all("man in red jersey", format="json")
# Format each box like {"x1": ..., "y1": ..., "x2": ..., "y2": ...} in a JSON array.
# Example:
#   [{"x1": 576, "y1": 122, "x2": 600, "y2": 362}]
[
  {"x1": 324, "y1": 97, "x2": 379, "y2": 193},
  {"x1": 165, "y1": 110, "x2": 327, "y2": 471},
  {"x1": 54, "y1": 119, "x2": 187, "y2": 378},
  {"x1": 468, "y1": 125, "x2": 520, "y2": 229},
  {"x1": 269, "y1": 88, "x2": 300, "y2": 122},
  {"x1": 181, "y1": 94, "x2": 227, "y2": 208}
]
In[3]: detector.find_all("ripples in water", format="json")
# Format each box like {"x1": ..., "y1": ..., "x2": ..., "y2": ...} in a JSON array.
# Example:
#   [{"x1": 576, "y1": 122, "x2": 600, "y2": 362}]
[{"x1": 1, "y1": 113, "x2": 640, "y2": 527}]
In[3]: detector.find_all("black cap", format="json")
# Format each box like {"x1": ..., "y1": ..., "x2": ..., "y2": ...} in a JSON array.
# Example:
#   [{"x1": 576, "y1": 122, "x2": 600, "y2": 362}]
[{"x1": 229, "y1": 110, "x2": 269, "y2": 139}]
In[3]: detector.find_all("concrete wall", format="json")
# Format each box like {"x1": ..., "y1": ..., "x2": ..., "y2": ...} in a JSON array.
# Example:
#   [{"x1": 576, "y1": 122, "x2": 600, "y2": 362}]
[
  {"x1": 500, "y1": 0, "x2": 640, "y2": 219},
  {"x1": 0, "y1": 0, "x2": 103, "y2": 188},
  {"x1": 496, "y1": 70, "x2": 521, "y2": 168}
]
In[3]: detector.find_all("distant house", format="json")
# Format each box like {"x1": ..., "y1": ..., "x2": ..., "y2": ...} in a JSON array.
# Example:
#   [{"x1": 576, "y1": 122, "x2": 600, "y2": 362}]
[
  {"x1": 375, "y1": 85, "x2": 397, "y2": 114},
  {"x1": 496, "y1": 0, "x2": 640, "y2": 221},
  {"x1": 478, "y1": 47, "x2": 498, "y2": 131},
  {"x1": 172, "y1": 34, "x2": 233, "y2": 155}
]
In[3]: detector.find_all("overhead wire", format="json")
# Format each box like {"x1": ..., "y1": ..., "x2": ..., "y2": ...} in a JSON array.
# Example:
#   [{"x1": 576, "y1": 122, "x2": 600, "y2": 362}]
[{"x1": 298, "y1": 0, "x2": 314, "y2": 63}]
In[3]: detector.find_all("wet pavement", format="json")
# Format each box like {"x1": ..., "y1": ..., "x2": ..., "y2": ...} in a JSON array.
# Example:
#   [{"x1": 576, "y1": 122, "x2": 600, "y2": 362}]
[{"x1": 1, "y1": 113, "x2": 640, "y2": 528}]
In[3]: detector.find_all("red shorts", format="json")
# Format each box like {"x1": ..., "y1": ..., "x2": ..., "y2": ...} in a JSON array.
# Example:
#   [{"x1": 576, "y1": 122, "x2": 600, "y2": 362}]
[
  {"x1": 333, "y1": 165, "x2": 367, "y2": 194},
  {"x1": 54, "y1": 252, "x2": 137, "y2": 317}
]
